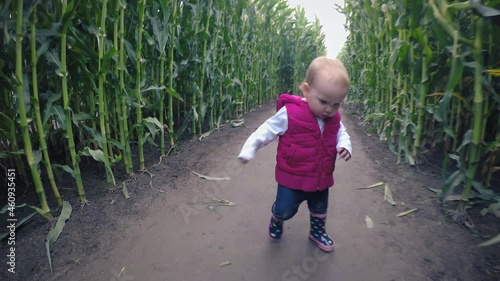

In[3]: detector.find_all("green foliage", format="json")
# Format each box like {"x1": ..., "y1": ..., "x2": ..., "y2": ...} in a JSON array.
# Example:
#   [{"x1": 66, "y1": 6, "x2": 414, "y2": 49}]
[
  {"x1": 340, "y1": 0, "x2": 500, "y2": 244},
  {"x1": 0, "y1": 0, "x2": 323, "y2": 213}
]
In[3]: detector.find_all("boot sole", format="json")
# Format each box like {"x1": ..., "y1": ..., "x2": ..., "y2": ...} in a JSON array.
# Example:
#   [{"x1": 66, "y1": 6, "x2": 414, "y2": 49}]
[{"x1": 309, "y1": 234, "x2": 335, "y2": 252}]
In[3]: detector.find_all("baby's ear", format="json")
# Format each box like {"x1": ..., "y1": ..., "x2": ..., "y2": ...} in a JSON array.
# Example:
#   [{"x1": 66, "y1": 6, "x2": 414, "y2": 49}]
[{"x1": 301, "y1": 83, "x2": 310, "y2": 99}]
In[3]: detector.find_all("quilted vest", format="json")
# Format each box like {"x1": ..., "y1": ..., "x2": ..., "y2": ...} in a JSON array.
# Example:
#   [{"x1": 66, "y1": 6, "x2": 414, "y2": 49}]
[{"x1": 275, "y1": 94, "x2": 340, "y2": 192}]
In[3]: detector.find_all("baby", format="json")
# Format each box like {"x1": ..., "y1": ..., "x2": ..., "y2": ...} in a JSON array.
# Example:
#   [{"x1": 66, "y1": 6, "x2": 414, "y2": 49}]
[{"x1": 238, "y1": 57, "x2": 352, "y2": 252}]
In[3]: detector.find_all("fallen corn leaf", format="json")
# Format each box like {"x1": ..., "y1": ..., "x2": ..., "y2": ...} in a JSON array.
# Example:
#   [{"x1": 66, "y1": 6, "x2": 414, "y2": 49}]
[
  {"x1": 384, "y1": 184, "x2": 396, "y2": 206},
  {"x1": 397, "y1": 208, "x2": 418, "y2": 217},
  {"x1": 122, "y1": 182, "x2": 131, "y2": 199},
  {"x1": 230, "y1": 119, "x2": 245, "y2": 127},
  {"x1": 191, "y1": 197, "x2": 236, "y2": 210},
  {"x1": 427, "y1": 187, "x2": 441, "y2": 194},
  {"x1": 478, "y1": 233, "x2": 500, "y2": 247},
  {"x1": 365, "y1": 216, "x2": 374, "y2": 229},
  {"x1": 192, "y1": 171, "x2": 230, "y2": 181},
  {"x1": 356, "y1": 182, "x2": 384, "y2": 189},
  {"x1": 118, "y1": 267, "x2": 126, "y2": 277},
  {"x1": 199, "y1": 130, "x2": 213, "y2": 141},
  {"x1": 210, "y1": 197, "x2": 236, "y2": 207}
]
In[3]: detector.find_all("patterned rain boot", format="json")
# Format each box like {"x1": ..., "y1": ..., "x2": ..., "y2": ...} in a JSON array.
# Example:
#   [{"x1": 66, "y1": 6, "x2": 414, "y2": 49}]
[
  {"x1": 309, "y1": 213, "x2": 335, "y2": 252},
  {"x1": 269, "y1": 215, "x2": 283, "y2": 240}
]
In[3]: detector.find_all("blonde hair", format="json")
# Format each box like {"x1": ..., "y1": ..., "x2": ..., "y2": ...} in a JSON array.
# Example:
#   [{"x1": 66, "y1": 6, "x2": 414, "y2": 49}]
[{"x1": 303, "y1": 57, "x2": 350, "y2": 89}]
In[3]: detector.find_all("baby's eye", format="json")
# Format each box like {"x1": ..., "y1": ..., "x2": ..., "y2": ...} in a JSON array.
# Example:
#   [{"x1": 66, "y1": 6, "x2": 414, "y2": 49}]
[{"x1": 319, "y1": 100, "x2": 327, "y2": 104}]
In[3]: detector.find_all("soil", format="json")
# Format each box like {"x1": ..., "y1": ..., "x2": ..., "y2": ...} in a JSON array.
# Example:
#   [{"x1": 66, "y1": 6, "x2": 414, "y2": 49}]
[{"x1": 1, "y1": 102, "x2": 499, "y2": 281}]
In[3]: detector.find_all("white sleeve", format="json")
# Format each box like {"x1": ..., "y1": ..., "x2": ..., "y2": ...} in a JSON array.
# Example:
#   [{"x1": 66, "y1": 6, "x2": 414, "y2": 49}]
[
  {"x1": 238, "y1": 107, "x2": 288, "y2": 161},
  {"x1": 336, "y1": 121, "x2": 352, "y2": 156}
]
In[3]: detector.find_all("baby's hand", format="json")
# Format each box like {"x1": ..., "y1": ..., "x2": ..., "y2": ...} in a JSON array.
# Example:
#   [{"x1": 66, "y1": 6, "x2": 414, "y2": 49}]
[{"x1": 338, "y1": 148, "x2": 351, "y2": 161}]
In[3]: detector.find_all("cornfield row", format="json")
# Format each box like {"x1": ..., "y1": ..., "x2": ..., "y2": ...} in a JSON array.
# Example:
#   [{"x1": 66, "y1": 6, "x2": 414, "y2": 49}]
[
  {"x1": 0, "y1": 0, "x2": 326, "y2": 219},
  {"x1": 339, "y1": 0, "x2": 500, "y2": 228}
]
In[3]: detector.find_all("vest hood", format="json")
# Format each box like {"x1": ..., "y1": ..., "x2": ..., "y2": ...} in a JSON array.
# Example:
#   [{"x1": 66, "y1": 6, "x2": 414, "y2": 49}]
[{"x1": 276, "y1": 94, "x2": 304, "y2": 112}]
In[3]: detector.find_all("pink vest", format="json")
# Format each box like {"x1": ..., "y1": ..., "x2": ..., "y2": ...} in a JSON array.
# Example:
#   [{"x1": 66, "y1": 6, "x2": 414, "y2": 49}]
[{"x1": 275, "y1": 94, "x2": 340, "y2": 192}]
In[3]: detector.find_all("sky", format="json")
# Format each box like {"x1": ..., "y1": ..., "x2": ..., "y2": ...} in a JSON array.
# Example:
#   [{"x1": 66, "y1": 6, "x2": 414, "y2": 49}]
[{"x1": 285, "y1": 0, "x2": 348, "y2": 58}]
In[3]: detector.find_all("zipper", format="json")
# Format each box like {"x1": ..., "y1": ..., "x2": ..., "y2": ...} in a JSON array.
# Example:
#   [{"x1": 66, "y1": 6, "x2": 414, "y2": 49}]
[{"x1": 317, "y1": 134, "x2": 324, "y2": 190}]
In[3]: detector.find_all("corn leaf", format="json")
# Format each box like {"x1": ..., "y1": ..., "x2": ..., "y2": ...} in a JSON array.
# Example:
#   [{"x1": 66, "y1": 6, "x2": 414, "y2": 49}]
[
  {"x1": 365, "y1": 216, "x2": 374, "y2": 229},
  {"x1": 0, "y1": 203, "x2": 27, "y2": 213},
  {"x1": 199, "y1": 130, "x2": 213, "y2": 141},
  {"x1": 472, "y1": 181, "x2": 497, "y2": 200},
  {"x1": 478, "y1": 233, "x2": 500, "y2": 247},
  {"x1": 108, "y1": 138, "x2": 124, "y2": 150},
  {"x1": 81, "y1": 147, "x2": 116, "y2": 185},
  {"x1": 192, "y1": 171, "x2": 230, "y2": 181},
  {"x1": 192, "y1": 106, "x2": 199, "y2": 122},
  {"x1": 81, "y1": 147, "x2": 105, "y2": 162},
  {"x1": 445, "y1": 57, "x2": 464, "y2": 94},
  {"x1": 485, "y1": 202, "x2": 500, "y2": 218},
  {"x1": 33, "y1": 149, "x2": 42, "y2": 166},
  {"x1": 439, "y1": 170, "x2": 465, "y2": 203},
  {"x1": 122, "y1": 182, "x2": 131, "y2": 199},
  {"x1": 470, "y1": 3, "x2": 500, "y2": 17},
  {"x1": 141, "y1": 85, "x2": 166, "y2": 93},
  {"x1": 484, "y1": 69, "x2": 500, "y2": 76},
  {"x1": 52, "y1": 164, "x2": 76, "y2": 179},
  {"x1": 73, "y1": 113, "x2": 97, "y2": 122},
  {"x1": 167, "y1": 86, "x2": 183, "y2": 101},
  {"x1": 36, "y1": 40, "x2": 51, "y2": 60},
  {"x1": 44, "y1": 49, "x2": 61, "y2": 68},
  {"x1": 50, "y1": 105, "x2": 66, "y2": 130},
  {"x1": 357, "y1": 182, "x2": 384, "y2": 189},
  {"x1": 384, "y1": 184, "x2": 396, "y2": 206},
  {"x1": 143, "y1": 117, "x2": 163, "y2": 142},
  {"x1": 456, "y1": 130, "x2": 473, "y2": 152},
  {"x1": 397, "y1": 208, "x2": 418, "y2": 217},
  {"x1": 100, "y1": 46, "x2": 117, "y2": 75},
  {"x1": 46, "y1": 201, "x2": 72, "y2": 272},
  {"x1": 123, "y1": 39, "x2": 137, "y2": 62},
  {"x1": 230, "y1": 119, "x2": 245, "y2": 127},
  {"x1": 82, "y1": 124, "x2": 103, "y2": 148},
  {"x1": 151, "y1": 16, "x2": 168, "y2": 54}
]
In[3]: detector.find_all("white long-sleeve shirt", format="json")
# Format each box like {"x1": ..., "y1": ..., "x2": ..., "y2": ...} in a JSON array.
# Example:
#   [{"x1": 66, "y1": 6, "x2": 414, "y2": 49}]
[{"x1": 238, "y1": 107, "x2": 352, "y2": 161}]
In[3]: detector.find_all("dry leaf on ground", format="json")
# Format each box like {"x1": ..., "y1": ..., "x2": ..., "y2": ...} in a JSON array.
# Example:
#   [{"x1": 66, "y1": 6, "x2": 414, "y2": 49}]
[
  {"x1": 397, "y1": 208, "x2": 418, "y2": 217},
  {"x1": 357, "y1": 182, "x2": 384, "y2": 189},
  {"x1": 192, "y1": 171, "x2": 230, "y2": 181},
  {"x1": 365, "y1": 216, "x2": 375, "y2": 228},
  {"x1": 384, "y1": 184, "x2": 396, "y2": 206}
]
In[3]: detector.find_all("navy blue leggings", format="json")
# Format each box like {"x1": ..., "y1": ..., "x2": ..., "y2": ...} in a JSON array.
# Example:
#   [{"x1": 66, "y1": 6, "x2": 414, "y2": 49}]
[{"x1": 271, "y1": 184, "x2": 329, "y2": 221}]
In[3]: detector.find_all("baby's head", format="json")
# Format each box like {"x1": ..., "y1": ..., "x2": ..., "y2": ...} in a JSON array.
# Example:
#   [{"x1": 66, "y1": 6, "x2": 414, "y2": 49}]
[{"x1": 301, "y1": 57, "x2": 350, "y2": 119}]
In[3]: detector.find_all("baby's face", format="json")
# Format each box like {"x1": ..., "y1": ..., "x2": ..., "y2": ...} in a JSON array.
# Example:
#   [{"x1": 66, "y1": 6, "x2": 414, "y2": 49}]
[{"x1": 304, "y1": 74, "x2": 348, "y2": 119}]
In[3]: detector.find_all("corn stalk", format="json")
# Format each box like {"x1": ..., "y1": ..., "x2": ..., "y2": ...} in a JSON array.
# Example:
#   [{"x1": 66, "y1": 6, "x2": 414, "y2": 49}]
[
  {"x1": 30, "y1": 7, "x2": 62, "y2": 207},
  {"x1": 97, "y1": 0, "x2": 114, "y2": 185},
  {"x1": 118, "y1": 0, "x2": 133, "y2": 174},
  {"x1": 60, "y1": 0, "x2": 87, "y2": 205},
  {"x1": 135, "y1": 0, "x2": 146, "y2": 170},
  {"x1": 16, "y1": 0, "x2": 51, "y2": 219}
]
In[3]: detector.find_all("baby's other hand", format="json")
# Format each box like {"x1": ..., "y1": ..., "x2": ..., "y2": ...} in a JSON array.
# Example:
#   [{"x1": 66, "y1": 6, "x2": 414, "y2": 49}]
[
  {"x1": 238, "y1": 157, "x2": 249, "y2": 164},
  {"x1": 338, "y1": 148, "x2": 351, "y2": 161}
]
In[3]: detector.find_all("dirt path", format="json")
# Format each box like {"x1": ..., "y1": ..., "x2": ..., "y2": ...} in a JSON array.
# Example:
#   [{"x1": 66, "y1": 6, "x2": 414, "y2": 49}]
[{"x1": 4, "y1": 102, "x2": 498, "y2": 281}]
